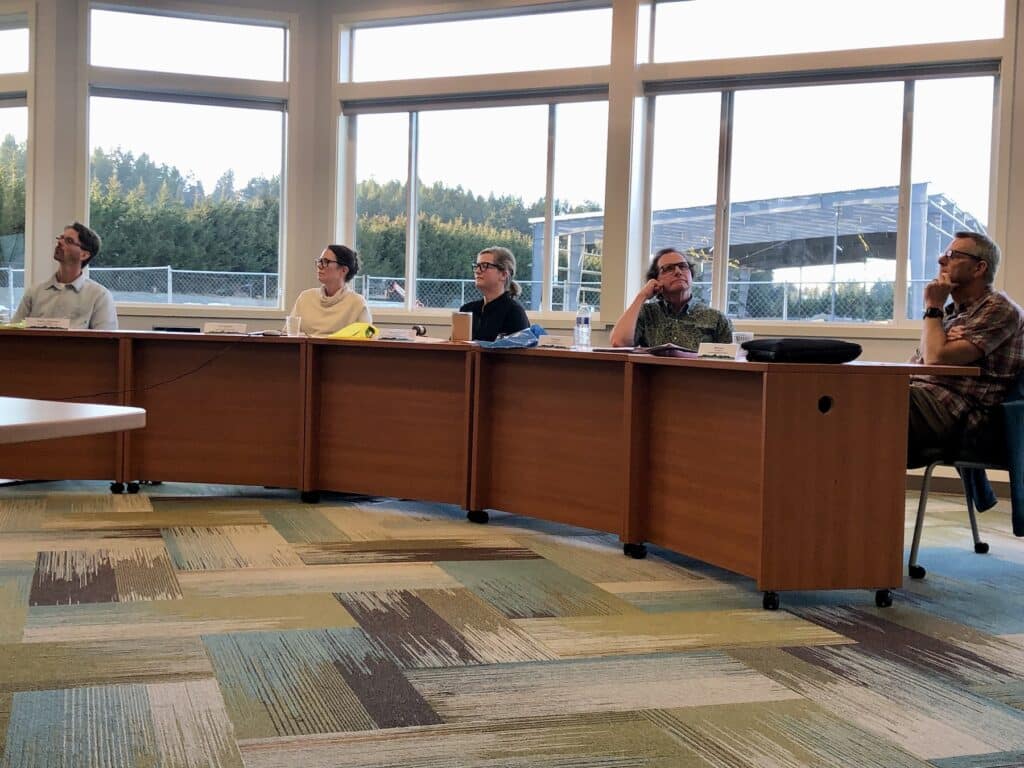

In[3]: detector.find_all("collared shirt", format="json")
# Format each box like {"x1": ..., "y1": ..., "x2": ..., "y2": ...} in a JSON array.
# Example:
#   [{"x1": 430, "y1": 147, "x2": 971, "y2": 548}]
[
  {"x1": 11, "y1": 271, "x2": 118, "y2": 330},
  {"x1": 633, "y1": 296, "x2": 733, "y2": 349},
  {"x1": 459, "y1": 291, "x2": 529, "y2": 342},
  {"x1": 911, "y1": 288, "x2": 1024, "y2": 430}
]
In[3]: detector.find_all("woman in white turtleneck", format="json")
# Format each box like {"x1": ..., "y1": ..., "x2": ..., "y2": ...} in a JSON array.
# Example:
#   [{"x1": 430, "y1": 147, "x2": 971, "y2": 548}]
[{"x1": 289, "y1": 244, "x2": 372, "y2": 336}]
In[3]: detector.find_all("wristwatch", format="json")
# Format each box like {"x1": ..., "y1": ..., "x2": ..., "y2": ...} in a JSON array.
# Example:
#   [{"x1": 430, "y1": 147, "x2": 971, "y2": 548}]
[{"x1": 922, "y1": 307, "x2": 944, "y2": 319}]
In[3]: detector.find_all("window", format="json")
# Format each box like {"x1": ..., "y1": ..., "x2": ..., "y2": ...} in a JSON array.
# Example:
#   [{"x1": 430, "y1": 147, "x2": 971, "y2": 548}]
[
  {"x1": 727, "y1": 82, "x2": 903, "y2": 323},
  {"x1": 0, "y1": 105, "x2": 27, "y2": 317},
  {"x1": 88, "y1": 9, "x2": 288, "y2": 308},
  {"x1": 347, "y1": 101, "x2": 608, "y2": 313},
  {"x1": 653, "y1": 0, "x2": 1003, "y2": 63},
  {"x1": 91, "y1": 10, "x2": 286, "y2": 81},
  {"x1": 906, "y1": 77, "x2": 994, "y2": 318},
  {"x1": 350, "y1": 9, "x2": 612, "y2": 82},
  {"x1": 0, "y1": 14, "x2": 28, "y2": 74}
]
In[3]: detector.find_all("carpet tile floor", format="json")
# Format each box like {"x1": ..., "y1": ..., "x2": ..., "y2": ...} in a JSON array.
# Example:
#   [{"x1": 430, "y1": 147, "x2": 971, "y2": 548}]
[{"x1": 0, "y1": 482, "x2": 1022, "y2": 767}]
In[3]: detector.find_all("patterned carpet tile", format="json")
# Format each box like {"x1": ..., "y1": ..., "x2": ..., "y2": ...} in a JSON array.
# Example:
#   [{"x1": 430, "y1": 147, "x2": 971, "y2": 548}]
[
  {"x1": 404, "y1": 652, "x2": 802, "y2": 723},
  {"x1": 296, "y1": 537, "x2": 541, "y2": 565},
  {"x1": 203, "y1": 628, "x2": 440, "y2": 739},
  {"x1": 610, "y1": 583, "x2": 762, "y2": 613},
  {"x1": 730, "y1": 645, "x2": 1024, "y2": 761},
  {"x1": 1, "y1": 678, "x2": 242, "y2": 768},
  {"x1": 335, "y1": 588, "x2": 555, "y2": 669},
  {"x1": 930, "y1": 751, "x2": 1024, "y2": 768},
  {"x1": 439, "y1": 559, "x2": 641, "y2": 619},
  {"x1": 23, "y1": 592, "x2": 357, "y2": 643},
  {"x1": 515, "y1": 608, "x2": 850, "y2": 658},
  {"x1": 898, "y1": 571, "x2": 1024, "y2": 635},
  {"x1": 0, "y1": 563, "x2": 32, "y2": 644},
  {"x1": 237, "y1": 711, "x2": 691, "y2": 768},
  {"x1": 29, "y1": 547, "x2": 182, "y2": 605},
  {"x1": 0, "y1": 498, "x2": 46, "y2": 534},
  {"x1": 643, "y1": 698, "x2": 932, "y2": 768},
  {"x1": 0, "y1": 636, "x2": 213, "y2": 693},
  {"x1": 162, "y1": 525, "x2": 302, "y2": 570},
  {"x1": 514, "y1": 531, "x2": 707, "y2": 585},
  {"x1": 176, "y1": 562, "x2": 462, "y2": 599},
  {"x1": 260, "y1": 508, "x2": 349, "y2": 544}
]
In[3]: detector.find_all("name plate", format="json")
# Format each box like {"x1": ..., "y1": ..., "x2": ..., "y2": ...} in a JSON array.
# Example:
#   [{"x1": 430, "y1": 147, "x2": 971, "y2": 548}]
[
  {"x1": 697, "y1": 342, "x2": 741, "y2": 359},
  {"x1": 24, "y1": 317, "x2": 71, "y2": 330},
  {"x1": 537, "y1": 335, "x2": 573, "y2": 349},
  {"x1": 203, "y1": 322, "x2": 247, "y2": 334}
]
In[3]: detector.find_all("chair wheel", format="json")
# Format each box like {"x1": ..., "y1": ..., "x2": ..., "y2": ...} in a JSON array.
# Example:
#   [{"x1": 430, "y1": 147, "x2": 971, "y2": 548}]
[
  {"x1": 126, "y1": 482, "x2": 140, "y2": 494},
  {"x1": 908, "y1": 564, "x2": 926, "y2": 580},
  {"x1": 875, "y1": 589, "x2": 893, "y2": 608},
  {"x1": 467, "y1": 509, "x2": 489, "y2": 524},
  {"x1": 623, "y1": 542, "x2": 647, "y2": 559},
  {"x1": 762, "y1": 591, "x2": 780, "y2": 611},
  {"x1": 110, "y1": 482, "x2": 125, "y2": 495},
  {"x1": 300, "y1": 491, "x2": 320, "y2": 504},
  {"x1": 975, "y1": 542, "x2": 989, "y2": 554}
]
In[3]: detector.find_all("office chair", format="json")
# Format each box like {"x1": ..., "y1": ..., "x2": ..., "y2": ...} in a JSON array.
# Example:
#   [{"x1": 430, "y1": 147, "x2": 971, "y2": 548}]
[{"x1": 908, "y1": 385, "x2": 1024, "y2": 580}]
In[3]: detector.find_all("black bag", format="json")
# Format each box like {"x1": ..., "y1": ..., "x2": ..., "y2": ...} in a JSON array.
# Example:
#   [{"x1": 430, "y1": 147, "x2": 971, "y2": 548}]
[{"x1": 741, "y1": 337, "x2": 862, "y2": 364}]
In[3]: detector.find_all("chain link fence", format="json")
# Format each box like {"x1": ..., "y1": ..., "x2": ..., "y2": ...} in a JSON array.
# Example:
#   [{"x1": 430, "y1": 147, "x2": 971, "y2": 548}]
[{"x1": 1, "y1": 264, "x2": 903, "y2": 322}]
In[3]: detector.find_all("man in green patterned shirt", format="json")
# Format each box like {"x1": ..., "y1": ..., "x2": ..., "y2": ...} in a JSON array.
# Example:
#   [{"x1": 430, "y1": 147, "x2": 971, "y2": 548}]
[{"x1": 610, "y1": 248, "x2": 733, "y2": 349}]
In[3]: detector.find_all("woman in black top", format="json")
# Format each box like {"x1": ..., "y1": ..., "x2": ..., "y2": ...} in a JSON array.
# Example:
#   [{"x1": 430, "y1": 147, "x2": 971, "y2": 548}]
[{"x1": 459, "y1": 246, "x2": 530, "y2": 341}]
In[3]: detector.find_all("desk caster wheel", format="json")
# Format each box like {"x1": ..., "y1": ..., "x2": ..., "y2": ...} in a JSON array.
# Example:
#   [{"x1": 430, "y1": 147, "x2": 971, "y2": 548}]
[
  {"x1": 875, "y1": 589, "x2": 893, "y2": 608},
  {"x1": 909, "y1": 564, "x2": 926, "y2": 579},
  {"x1": 623, "y1": 543, "x2": 647, "y2": 559},
  {"x1": 975, "y1": 542, "x2": 989, "y2": 554},
  {"x1": 762, "y1": 591, "x2": 780, "y2": 611},
  {"x1": 467, "y1": 509, "x2": 489, "y2": 524},
  {"x1": 300, "y1": 491, "x2": 320, "y2": 504},
  {"x1": 127, "y1": 482, "x2": 140, "y2": 494},
  {"x1": 110, "y1": 482, "x2": 125, "y2": 495}
]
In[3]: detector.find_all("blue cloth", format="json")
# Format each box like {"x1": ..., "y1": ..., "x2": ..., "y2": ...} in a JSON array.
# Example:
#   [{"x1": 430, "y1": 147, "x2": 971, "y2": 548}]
[
  {"x1": 475, "y1": 324, "x2": 546, "y2": 349},
  {"x1": 960, "y1": 468, "x2": 998, "y2": 513}
]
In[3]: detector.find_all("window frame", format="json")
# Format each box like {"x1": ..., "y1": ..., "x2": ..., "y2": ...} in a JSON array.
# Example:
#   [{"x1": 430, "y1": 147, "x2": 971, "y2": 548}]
[{"x1": 84, "y1": 1, "x2": 296, "y2": 318}]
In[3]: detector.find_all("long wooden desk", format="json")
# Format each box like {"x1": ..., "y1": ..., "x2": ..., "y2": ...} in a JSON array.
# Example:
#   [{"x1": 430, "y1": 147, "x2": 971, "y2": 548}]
[{"x1": 0, "y1": 329, "x2": 975, "y2": 606}]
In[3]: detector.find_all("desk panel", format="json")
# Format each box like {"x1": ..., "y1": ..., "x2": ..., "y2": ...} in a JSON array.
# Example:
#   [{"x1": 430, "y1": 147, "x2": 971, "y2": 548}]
[
  {"x1": 310, "y1": 342, "x2": 472, "y2": 505},
  {"x1": 0, "y1": 332, "x2": 122, "y2": 480},
  {"x1": 126, "y1": 335, "x2": 303, "y2": 488},
  {"x1": 472, "y1": 351, "x2": 627, "y2": 535},
  {"x1": 637, "y1": 364, "x2": 765, "y2": 578}
]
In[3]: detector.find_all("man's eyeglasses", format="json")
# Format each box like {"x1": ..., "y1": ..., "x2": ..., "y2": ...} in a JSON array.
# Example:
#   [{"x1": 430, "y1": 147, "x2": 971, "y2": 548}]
[
  {"x1": 471, "y1": 262, "x2": 504, "y2": 273},
  {"x1": 56, "y1": 235, "x2": 82, "y2": 248},
  {"x1": 942, "y1": 249, "x2": 980, "y2": 262},
  {"x1": 658, "y1": 262, "x2": 691, "y2": 275},
  {"x1": 315, "y1": 257, "x2": 340, "y2": 268}
]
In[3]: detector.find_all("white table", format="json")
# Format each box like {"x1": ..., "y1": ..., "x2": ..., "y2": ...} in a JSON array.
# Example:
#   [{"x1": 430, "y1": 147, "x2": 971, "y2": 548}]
[{"x1": 0, "y1": 397, "x2": 146, "y2": 444}]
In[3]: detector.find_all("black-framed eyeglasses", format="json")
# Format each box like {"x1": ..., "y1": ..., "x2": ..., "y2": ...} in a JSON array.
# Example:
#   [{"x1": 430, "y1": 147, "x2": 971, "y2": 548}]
[
  {"x1": 56, "y1": 235, "x2": 82, "y2": 248},
  {"x1": 471, "y1": 262, "x2": 504, "y2": 273},
  {"x1": 658, "y1": 261, "x2": 691, "y2": 275},
  {"x1": 315, "y1": 257, "x2": 340, "y2": 268},
  {"x1": 942, "y1": 249, "x2": 980, "y2": 262}
]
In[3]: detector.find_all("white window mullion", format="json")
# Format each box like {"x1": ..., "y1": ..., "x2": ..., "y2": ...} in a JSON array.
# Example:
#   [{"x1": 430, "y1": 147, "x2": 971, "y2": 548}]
[
  {"x1": 404, "y1": 110, "x2": 419, "y2": 311},
  {"x1": 542, "y1": 103, "x2": 556, "y2": 312},
  {"x1": 711, "y1": 91, "x2": 733, "y2": 313},
  {"x1": 893, "y1": 80, "x2": 914, "y2": 325},
  {"x1": 639, "y1": 95, "x2": 656, "y2": 273}
]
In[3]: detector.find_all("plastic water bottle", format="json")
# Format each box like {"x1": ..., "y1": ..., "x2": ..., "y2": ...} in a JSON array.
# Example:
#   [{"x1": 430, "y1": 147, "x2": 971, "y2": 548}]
[{"x1": 574, "y1": 304, "x2": 592, "y2": 350}]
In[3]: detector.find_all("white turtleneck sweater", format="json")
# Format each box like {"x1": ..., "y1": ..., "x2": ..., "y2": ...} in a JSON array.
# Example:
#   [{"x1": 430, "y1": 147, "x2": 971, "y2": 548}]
[{"x1": 289, "y1": 284, "x2": 372, "y2": 337}]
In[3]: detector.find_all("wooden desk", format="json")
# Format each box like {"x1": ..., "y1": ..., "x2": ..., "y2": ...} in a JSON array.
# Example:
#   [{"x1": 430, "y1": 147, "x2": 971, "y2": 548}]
[
  {"x1": 0, "y1": 330, "x2": 125, "y2": 481},
  {"x1": 306, "y1": 339, "x2": 474, "y2": 505},
  {"x1": 0, "y1": 396, "x2": 145, "y2": 444}
]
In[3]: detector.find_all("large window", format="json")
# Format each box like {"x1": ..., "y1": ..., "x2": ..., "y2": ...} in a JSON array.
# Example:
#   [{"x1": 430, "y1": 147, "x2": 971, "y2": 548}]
[
  {"x1": 0, "y1": 105, "x2": 26, "y2": 317},
  {"x1": 348, "y1": 101, "x2": 607, "y2": 312},
  {"x1": 88, "y1": 9, "x2": 287, "y2": 308},
  {"x1": 351, "y1": 9, "x2": 612, "y2": 82},
  {"x1": 653, "y1": 0, "x2": 1003, "y2": 63},
  {"x1": 0, "y1": 14, "x2": 28, "y2": 74}
]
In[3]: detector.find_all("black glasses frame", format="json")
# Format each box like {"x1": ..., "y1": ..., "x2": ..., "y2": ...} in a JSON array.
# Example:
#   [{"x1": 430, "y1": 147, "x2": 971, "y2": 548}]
[{"x1": 471, "y1": 262, "x2": 504, "y2": 273}]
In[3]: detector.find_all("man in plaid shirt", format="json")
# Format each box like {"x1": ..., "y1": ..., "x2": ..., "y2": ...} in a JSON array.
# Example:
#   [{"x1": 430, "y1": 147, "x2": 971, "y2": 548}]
[{"x1": 908, "y1": 231, "x2": 1024, "y2": 490}]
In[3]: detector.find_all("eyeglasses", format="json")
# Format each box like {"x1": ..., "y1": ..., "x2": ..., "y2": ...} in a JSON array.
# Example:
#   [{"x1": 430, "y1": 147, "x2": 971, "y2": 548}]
[
  {"x1": 56, "y1": 235, "x2": 82, "y2": 248},
  {"x1": 658, "y1": 261, "x2": 691, "y2": 275},
  {"x1": 315, "y1": 257, "x2": 340, "y2": 268},
  {"x1": 471, "y1": 262, "x2": 504, "y2": 273},
  {"x1": 942, "y1": 249, "x2": 980, "y2": 262}
]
